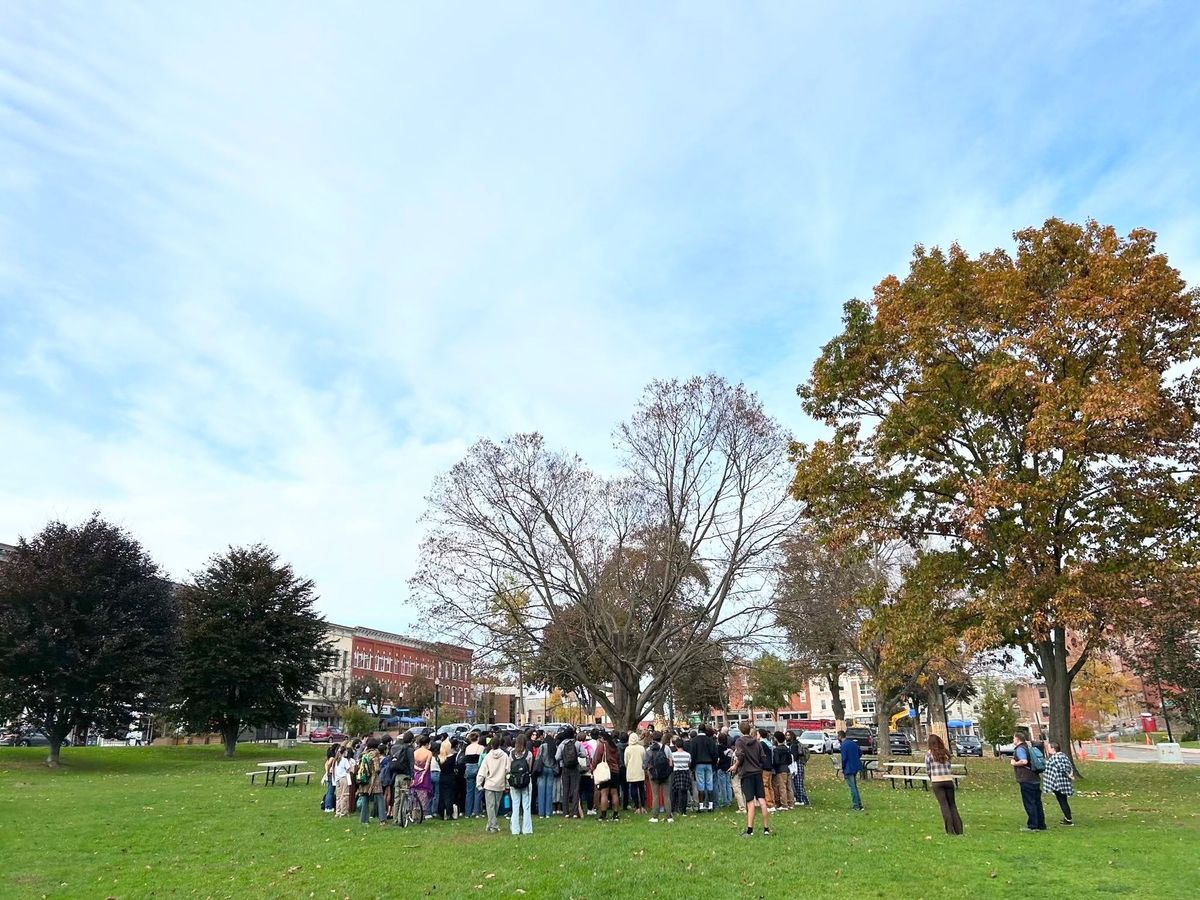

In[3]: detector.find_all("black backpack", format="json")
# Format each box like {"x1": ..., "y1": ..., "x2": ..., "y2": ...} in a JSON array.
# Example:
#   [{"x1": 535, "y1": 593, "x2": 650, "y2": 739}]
[
  {"x1": 509, "y1": 753, "x2": 532, "y2": 789},
  {"x1": 531, "y1": 747, "x2": 544, "y2": 775},
  {"x1": 561, "y1": 739, "x2": 580, "y2": 770},
  {"x1": 651, "y1": 745, "x2": 672, "y2": 782}
]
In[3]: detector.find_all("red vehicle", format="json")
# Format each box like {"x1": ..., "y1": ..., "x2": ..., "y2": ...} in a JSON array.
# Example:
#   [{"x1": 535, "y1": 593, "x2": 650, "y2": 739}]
[{"x1": 308, "y1": 726, "x2": 348, "y2": 743}]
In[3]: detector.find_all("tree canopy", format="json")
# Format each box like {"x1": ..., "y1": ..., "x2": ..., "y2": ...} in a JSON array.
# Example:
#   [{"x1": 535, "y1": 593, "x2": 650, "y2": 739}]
[
  {"x1": 0, "y1": 515, "x2": 177, "y2": 766},
  {"x1": 414, "y1": 375, "x2": 800, "y2": 730},
  {"x1": 792, "y1": 219, "x2": 1200, "y2": 763},
  {"x1": 175, "y1": 545, "x2": 333, "y2": 756}
]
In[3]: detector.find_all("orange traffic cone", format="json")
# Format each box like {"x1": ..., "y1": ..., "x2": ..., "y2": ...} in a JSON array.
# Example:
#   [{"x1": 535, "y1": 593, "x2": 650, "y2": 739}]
[
  {"x1": 1145, "y1": 732, "x2": 1152, "y2": 746},
  {"x1": 1078, "y1": 743, "x2": 1088, "y2": 760},
  {"x1": 1105, "y1": 735, "x2": 1115, "y2": 760}
]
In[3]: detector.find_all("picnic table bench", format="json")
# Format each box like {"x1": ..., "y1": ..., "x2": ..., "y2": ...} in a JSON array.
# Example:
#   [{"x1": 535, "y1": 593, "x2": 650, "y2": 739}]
[
  {"x1": 880, "y1": 760, "x2": 968, "y2": 790},
  {"x1": 245, "y1": 760, "x2": 310, "y2": 786},
  {"x1": 830, "y1": 752, "x2": 880, "y2": 779}
]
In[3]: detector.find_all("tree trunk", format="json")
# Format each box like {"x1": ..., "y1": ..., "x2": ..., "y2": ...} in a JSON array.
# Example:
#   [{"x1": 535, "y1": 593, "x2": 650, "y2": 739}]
[
  {"x1": 46, "y1": 738, "x2": 63, "y2": 768},
  {"x1": 875, "y1": 705, "x2": 891, "y2": 761},
  {"x1": 826, "y1": 670, "x2": 846, "y2": 727},
  {"x1": 221, "y1": 720, "x2": 240, "y2": 758},
  {"x1": 1039, "y1": 633, "x2": 1077, "y2": 771}
]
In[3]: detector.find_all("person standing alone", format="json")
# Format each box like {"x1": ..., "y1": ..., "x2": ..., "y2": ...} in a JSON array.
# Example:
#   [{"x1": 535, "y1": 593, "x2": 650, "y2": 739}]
[
  {"x1": 837, "y1": 730, "x2": 864, "y2": 811},
  {"x1": 925, "y1": 734, "x2": 962, "y2": 835}
]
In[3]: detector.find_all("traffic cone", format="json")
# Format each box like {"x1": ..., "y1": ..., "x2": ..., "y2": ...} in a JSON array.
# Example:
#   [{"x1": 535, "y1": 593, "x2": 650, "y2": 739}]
[
  {"x1": 1145, "y1": 732, "x2": 1152, "y2": 746},
  {"x1": 1106, "y1": 735, "x2": 1115, "y2": 760},
  {"x1": 1078, "y1": 743, "x2": 1088, "y2": 760}
]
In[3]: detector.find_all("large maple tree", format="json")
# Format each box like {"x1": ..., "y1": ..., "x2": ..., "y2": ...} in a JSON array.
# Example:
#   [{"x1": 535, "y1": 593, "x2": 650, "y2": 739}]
[{"x1": 792, "y1": 219, "x2": 1200, "y2": 763}]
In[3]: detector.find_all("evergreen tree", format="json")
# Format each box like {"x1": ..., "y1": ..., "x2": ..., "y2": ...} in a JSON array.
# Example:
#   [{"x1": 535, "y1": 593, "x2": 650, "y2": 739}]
[{"x1": 176, "y1": 545, "x2": 333, "y2": 757}]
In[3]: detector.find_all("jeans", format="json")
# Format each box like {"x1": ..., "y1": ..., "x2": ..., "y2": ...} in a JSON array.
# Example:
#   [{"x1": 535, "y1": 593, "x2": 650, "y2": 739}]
[
  {"x1": 465, "y1": 764, "x2": 481, "y2": 817},
  {"x1": 322, "y1": 780, "x2": 336, "y2": 810},
  {"x1": 846, "y1": 772, "x2": 863, "y2": 809},
  {"x1": 430, "y1": 771, "x2": 440, "y2": 815},
  {"x1": 627, "y1": 779, "x2": 645, "y2": 809},
  {"x1": 537, "y1": 770, "x2": 555, "y2": 816},
  {"x1": 511, "y1": 785, "x2": 533, "y2": 834},
  {"x1": 359, "y1": 791, "x2": 385, "y2": 823},
  {"x1": 1020, "y1": 780, "x2": 1046, "y2": 829},
  {"x1": 715, "y1": 769, "x2": 732, "y2": 806},
  {"x1": 694, "y1": 763, "x2": 714, "y2": 793}
]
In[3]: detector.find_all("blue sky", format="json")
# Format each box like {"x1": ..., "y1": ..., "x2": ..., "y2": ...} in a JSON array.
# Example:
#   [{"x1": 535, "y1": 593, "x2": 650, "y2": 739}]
[{"x1": 3, "y1": 3, "x2": 1199, "y2": 629}]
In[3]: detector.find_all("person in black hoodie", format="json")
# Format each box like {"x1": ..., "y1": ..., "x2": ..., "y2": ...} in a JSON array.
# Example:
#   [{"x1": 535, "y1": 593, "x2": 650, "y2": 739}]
[
  {"x1": 733, "y1": 729, "x2": 772, "y2": 837},
  {"x1": 771, "y1": 732, "x2": 795, "y2": 810},
  {"x1": 691, "y1": 725, "x2": 719, "y2": 812}
]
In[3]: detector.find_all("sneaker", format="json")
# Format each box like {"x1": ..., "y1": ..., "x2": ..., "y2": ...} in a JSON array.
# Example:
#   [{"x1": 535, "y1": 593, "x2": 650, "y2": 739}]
[
  {"x1": 648, "y1": 817, "x2": 659, "y2": 823},
  {"x1": 1020, "y1": 826, "x2": 1037, "y2": 832},
  {"x1": 1061, "y1": 819, "x2": 1074, "y2": 826},
  {"x1": 763, "y1": 828, "x2": 772, "y2": 836},
  {"x1": 612, "y1": 814, "x2": 620, "y2": 822},
  {"x1": 666, "y1": 817, "x2": 674, "y2": 824},
  {"x1": 740, "y1": 828, "x2": 753, "y2": 837}
]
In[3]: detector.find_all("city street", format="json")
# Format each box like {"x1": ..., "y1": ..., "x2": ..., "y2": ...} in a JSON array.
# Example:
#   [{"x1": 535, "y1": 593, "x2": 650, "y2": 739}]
[{"x1": 1087, "y1": 742, "x2": 1200, "y2": 766}]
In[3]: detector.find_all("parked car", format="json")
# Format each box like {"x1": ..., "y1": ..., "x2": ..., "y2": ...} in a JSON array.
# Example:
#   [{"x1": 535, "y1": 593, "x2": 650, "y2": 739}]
[
  {"x1": 0, "y1": 730, "x2": 69, "y2": 747},
  {"x1": 955, "y1": 735, "x2": 983, "y2": 757},
  {"x1": 993, "y1": 741, "x2": 1016, "y2": 757},
  {"x1": 843, "y1": 727, "x2": 876, "y2": 754},
  {"x1": 541, "y1": 722, "x2": 575, "y2": 734},
  {"x1": 435, "y1": 722, "x2": 472, "y2": 737},
  {"x1": 888, "y1": 732, "x2": 913, "y2": 755},
  {"x1": 308, "y1": 726, "x2": 348, "y2": 743},
  {"x1": 798, "y1": 730, "x2": 831, "y2": 754},
  {"x1": 401, "y1": 726, "x2": 434, "y2": 742}
]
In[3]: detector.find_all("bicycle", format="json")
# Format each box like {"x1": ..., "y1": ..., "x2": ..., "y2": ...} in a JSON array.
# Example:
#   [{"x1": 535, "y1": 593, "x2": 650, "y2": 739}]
[{"x1": 392, "y1": 787, "x2": 425, "y2": 828}]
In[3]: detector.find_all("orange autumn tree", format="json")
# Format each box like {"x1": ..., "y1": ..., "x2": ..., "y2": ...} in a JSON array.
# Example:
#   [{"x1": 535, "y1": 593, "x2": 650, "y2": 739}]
[{"x1": 792, "y1": 219, "x2": 1200, "y2": 766}]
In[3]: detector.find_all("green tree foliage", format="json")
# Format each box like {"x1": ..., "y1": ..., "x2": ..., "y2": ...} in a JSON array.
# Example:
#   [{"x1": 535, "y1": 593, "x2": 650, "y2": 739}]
[
  {"x1": 338, "y1": 705, "x2": 375, "y2": 738},
  {"x1": 348, "y1": 675, "x2": 386, "y2": 715},
  {"x1": 748, "y1": 653, "x2": 796, "y2": 721},
  {"x1": 978, "y1": 680, "x2": 1018, "y2": 747},
  {"x1": 175, "y1": 545, "x2": 333, "y2": 757},
  {"x1": 793, "y1": 219, "x2": 1200, "y2": 765},
  {"x1": 406, "y1": 672, "x2": 437, "y2": 719},
  {"x1": 0, "y1": 515, "x2": 178, "y2": 766}
]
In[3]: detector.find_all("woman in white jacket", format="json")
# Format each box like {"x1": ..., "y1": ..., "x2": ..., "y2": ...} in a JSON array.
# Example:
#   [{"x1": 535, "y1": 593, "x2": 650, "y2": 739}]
[{"x1": 476, "y1": 735, "x2": 511, "y2": 833}]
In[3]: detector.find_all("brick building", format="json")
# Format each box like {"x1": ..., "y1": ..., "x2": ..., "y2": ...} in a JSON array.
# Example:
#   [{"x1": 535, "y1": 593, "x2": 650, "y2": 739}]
[
  {"x1": 300, "y1": 624, "x2": 473, "y2": 734},
  {"x1": 350, "y1": 627, "x2": 473, "y2": 716}
]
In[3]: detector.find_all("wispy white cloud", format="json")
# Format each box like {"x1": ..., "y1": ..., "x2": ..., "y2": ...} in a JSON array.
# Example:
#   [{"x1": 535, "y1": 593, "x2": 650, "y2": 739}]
[{"x1": 2, "y1": 2, "x2": 1199, "y2": 628}]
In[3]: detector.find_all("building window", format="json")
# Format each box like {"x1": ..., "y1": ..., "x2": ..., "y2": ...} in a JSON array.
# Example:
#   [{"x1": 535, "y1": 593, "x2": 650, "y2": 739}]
[
  {"x1": 820, "y1": 700, "x2": 827, "y2": 711},
  {"x1": 862, "y1": 701, "x2": 876, "y2": 714}
]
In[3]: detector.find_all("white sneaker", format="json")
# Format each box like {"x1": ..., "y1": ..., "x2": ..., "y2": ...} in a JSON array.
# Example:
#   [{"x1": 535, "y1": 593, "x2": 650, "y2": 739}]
[
  {"x1": 666, "y1": 817, "x2": 674, "y2": 823},
  {"x1": 648, "y1": 817, "x2": 659, "y2": 823}
]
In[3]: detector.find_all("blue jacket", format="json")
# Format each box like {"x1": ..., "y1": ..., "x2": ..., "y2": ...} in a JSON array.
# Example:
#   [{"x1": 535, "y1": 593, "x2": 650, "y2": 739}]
[{"x1": 840, "y1": 737, "x2": 862, "y2": 775}]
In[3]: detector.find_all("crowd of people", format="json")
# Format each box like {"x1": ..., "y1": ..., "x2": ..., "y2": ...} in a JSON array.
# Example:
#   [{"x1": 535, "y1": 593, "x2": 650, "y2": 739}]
[
  {"x1": 318, "y1": 723, "x2": 820, "y2": 836},
  {"x1": 316, "y1": 723, "x2": 1077, "y2": 838}
]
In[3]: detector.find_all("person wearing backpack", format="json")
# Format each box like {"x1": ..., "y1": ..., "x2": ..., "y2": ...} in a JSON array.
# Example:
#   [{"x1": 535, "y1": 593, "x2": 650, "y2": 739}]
[
  {"x1": 508, "y1": 733, "x2": 534, "y2": 835},
  {"x1": 556, "y1": 727, "x2": 583, "y2": 818},
  {"x1": 646, "y1": 732, "x2": 674, "y2": 823},
  {"x1": 1011, "y1": 730, "x2": 1046, "y2": 831},
  {"x1": 1042, "y1": 741, "x2": 1076, "y2": 826},
  {"x1": 358, "y1": 737, "x2": 386, "y2": 825}
]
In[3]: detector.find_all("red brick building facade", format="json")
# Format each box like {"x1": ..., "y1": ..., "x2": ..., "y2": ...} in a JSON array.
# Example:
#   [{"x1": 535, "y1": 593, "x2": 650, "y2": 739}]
[{"x1": 350, "y1": 627, "x2": 473, "y2": 715}]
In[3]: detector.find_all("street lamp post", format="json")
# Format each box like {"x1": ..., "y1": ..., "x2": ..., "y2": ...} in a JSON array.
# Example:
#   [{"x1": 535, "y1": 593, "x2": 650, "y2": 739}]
[{"x1": 434, "y1": 679, "x2": 441, "y2": 729}]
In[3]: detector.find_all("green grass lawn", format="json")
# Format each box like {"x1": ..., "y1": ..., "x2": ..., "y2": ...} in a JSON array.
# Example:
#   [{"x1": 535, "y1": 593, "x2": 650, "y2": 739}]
[{"x1": 1, "y1": 745, "x2": 1197, "y2": 899}]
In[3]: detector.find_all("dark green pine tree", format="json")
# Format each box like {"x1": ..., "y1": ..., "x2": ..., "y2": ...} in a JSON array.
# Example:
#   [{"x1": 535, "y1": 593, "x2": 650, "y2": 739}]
[
  {"x1": 176, "y1": 545, "x2": 334, "y2": 757},
  {"x1": 0, "y1": 515, "x2": 178, "y2": 767}
]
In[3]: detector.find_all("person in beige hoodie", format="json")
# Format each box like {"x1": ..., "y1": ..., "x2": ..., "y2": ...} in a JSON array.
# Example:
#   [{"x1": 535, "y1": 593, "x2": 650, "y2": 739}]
[
  {"x1": 624, "y1": 731, "x2": 647, "y2": 813},
  {"x1": 476, "y1": 735, "x2": 511, "y2": 833}
]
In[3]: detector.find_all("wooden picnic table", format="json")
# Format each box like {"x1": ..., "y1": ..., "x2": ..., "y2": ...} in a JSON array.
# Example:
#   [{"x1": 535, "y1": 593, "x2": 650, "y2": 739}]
[
  {"x1": 880, "y1": 760, "x2": 967, "y2": 790},
  {"x1": 246, "y1": 759, "x2": 310, "y2": 786}
]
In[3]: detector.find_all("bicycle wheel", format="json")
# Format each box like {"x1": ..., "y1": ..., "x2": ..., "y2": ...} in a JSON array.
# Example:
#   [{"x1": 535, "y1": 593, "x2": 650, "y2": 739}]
[
  {"x1": 397, "y1": 793, "x2": 411, "y2": 828},
  {"x1": 411, "y1": 796, "x2": 425, "y2": 825}
]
